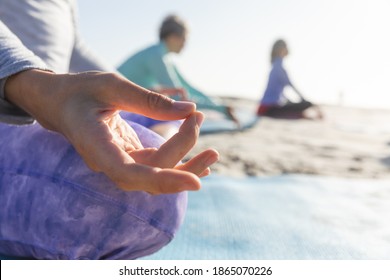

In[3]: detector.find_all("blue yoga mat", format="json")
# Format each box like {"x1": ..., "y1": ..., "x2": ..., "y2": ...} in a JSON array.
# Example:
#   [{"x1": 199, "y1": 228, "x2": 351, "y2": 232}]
[
  {"x1": 142, "y1": 175, "x2": 390, "y2": 260},
  {"x1": 3, "y1": 175, "x2": 390, "y2": 260}
]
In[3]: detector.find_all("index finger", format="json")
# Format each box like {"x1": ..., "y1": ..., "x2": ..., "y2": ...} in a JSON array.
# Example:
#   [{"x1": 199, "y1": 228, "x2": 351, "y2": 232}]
[
  {"x1": 146, "y1": 111, "x2": 204, "y2": 168},
  {"x1": 79, "y1": 126, "x2": 201, "y2": 194}
]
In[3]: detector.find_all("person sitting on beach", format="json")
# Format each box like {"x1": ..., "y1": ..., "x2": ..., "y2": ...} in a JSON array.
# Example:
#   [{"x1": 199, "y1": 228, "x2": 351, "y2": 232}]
[
  {"x1": 257, "y1": 39, "x2": 323, "y2": 120},
  {"x1": 118, "y1": 14, "x2": 240, "y2": 133},
  {"x1": 0, "y1": 0, "x2": 218, "y2": 260}
]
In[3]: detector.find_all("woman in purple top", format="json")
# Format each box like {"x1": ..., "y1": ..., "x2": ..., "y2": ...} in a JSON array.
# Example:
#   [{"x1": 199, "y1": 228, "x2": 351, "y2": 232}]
[{"x1": 257, "y1": 39, "x2": 323, "y2": 119}]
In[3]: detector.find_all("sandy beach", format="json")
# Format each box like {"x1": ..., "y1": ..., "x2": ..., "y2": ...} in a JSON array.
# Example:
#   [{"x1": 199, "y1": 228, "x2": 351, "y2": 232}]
[{"x1": 188, "y1": 98, "x2": 390, "y2": 179}]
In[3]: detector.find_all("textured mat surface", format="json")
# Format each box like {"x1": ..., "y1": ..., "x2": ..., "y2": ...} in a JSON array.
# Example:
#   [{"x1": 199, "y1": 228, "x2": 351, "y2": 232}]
[
  {"x1": 143, "y1": 175, "x2": 390, "y2": 260},
  {"x1": 3, "y1": 175, "x2": 390, "y2": 260}
]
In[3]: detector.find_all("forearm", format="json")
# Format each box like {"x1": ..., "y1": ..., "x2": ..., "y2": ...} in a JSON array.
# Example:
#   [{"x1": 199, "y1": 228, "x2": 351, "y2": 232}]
[
  {"x1": 0, "y1": 20, "x2": 51, "y2": 124},
  {"x1": 288, "y1": 84, "x2": 304, "y2": 101},
  {"x1": 0, "y1": 23, "x2": 47, "y2": 78},
  {"x1": 296, "y1": 92, "x2": 306, "y2": 101}
]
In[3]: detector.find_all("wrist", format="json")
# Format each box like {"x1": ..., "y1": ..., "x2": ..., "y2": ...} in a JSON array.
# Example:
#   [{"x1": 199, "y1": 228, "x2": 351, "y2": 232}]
[{"x1": 4, "y1": 69, "x2": 58, "y2": 129}]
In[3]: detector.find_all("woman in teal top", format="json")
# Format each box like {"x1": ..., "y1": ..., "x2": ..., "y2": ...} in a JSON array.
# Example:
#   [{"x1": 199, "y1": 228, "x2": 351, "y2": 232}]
[
  {"x1": 118, "y1": 42, "x2": 180, "y2": 93},
  {"x1": 118, "y1": 15, "x2": 238, "y2": 129}
]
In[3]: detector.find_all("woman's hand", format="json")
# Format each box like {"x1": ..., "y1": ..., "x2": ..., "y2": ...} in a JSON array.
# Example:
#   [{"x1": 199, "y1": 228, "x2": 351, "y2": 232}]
[{"x1": 5, "y1": 70, "x2": 219, "y2": 194}]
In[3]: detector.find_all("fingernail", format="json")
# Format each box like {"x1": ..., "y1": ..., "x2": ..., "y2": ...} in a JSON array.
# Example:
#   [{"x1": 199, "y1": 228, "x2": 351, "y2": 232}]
[
  {"x1": 180, "y1": 174, "x2": 201, "y2": 191},
  {"x1": 173, "y1": 101, "x2": 196, "y2": 111},
  {"x1": 195, "y1": 112, "x2": 205, "y2": 126},
  {"x1": 206, "y1": 149, "x2": 219, "y2": 166},
  {"x1": 206, "y1": 154, "x2": 219, "y2": 166}
]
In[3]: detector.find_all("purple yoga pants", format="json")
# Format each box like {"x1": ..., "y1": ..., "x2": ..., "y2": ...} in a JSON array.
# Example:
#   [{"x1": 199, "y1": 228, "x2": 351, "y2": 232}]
[{"x1": 0, "y1": 121, "x2": 187, "y2": 259}]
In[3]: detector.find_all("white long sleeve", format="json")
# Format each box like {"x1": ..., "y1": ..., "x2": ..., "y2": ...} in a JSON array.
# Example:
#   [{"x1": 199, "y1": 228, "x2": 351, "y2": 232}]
[{"x1": 0, "y1": 20, "x2": 48, "y2": 125}]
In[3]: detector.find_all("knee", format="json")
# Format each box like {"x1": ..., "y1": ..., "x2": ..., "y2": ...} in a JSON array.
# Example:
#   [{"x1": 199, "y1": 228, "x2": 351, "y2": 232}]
[{"x1": 0, "y1": 122, "x2": 188, "y2": 259}]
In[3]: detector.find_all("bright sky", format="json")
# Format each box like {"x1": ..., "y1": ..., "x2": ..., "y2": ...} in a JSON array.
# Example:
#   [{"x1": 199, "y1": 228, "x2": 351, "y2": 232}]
[{"x1": 78, "y1": 0, "x2": 390, "y2": 109}]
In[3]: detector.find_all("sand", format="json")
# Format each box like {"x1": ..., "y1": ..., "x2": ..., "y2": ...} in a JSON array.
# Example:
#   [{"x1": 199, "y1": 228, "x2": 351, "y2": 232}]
[{"x1": 188, "y1": 98, "x2": 390, "y2": 179}]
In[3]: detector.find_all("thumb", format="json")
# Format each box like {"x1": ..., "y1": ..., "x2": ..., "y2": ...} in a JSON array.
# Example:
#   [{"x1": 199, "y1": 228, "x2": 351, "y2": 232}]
[{"x1": 111, "y1": 77, "x2": 196, "y2": 120}]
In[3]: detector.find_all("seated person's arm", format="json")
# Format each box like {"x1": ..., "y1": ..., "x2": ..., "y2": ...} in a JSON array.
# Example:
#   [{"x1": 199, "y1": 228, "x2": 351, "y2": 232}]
[
  {"x1": 290, "y1": 83, "x2": 307, "y2": 102},
  {"x1": 154, "y1": 87, "x2": 189, "y2": 100},
  {"x1": 0, "y1": 20, "x2": 50, "y2": 124},
  {"x1": 279, "y1": 67, "x2": 307, "y2": 102},
  {"x1": 4, "y1": 69, "x2": 218, "y2": 194},
  {"x1": 147, "y1": 51, "x2": 190, "y2": 100},
  {"x1": 1, "y1": 21, "x2": 218, "y2": 194},
  {"x1": 287, "y1": 77, "x2": 306, "y2": 102},
  {"x1": 173, "y1": 65, "x2": 211, "y2": 102}
]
